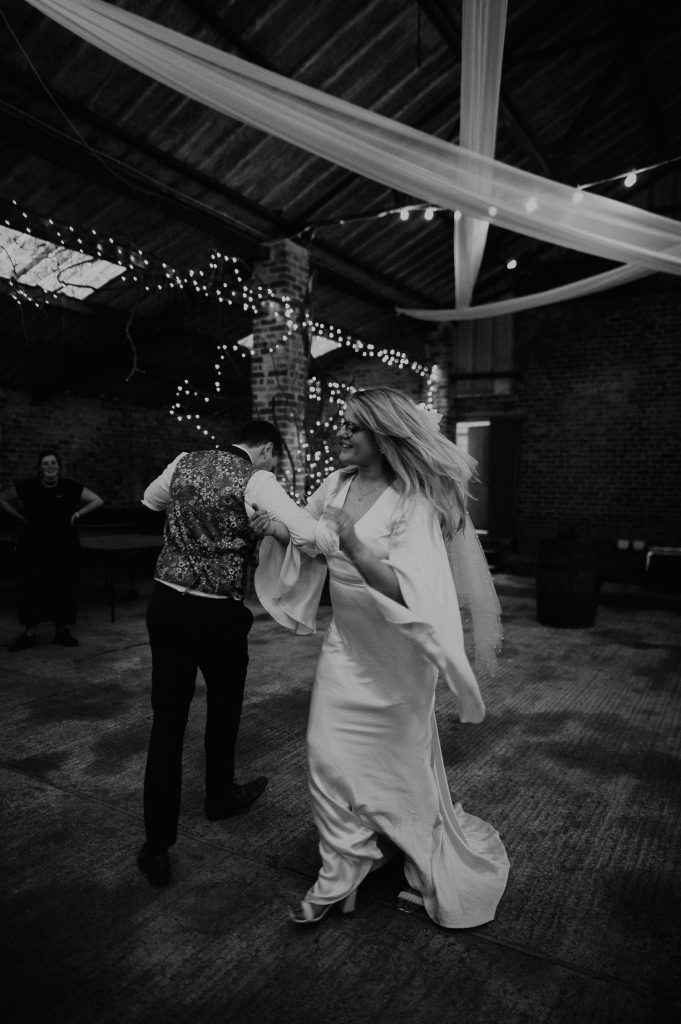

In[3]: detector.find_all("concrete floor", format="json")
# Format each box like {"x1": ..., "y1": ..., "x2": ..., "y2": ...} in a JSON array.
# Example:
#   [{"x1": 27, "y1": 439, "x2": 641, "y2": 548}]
[{"x1": 1, "y1": 566, "x2": 680, "y2": 1024}]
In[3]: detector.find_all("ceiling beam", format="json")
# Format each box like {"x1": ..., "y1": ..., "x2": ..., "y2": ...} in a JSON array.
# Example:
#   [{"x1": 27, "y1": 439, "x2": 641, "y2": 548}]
[
  {"x1": 551, "y1": 51, "x2": 628, "y2": 170},
  {"x1": 0, "y1": 119, "x2": 439, "y2": 328},
  {"x1": 1, "y1": 78, "x2": 440, "y2": 310},
  {"x1": 180, "y1": 0, "x2": 278, "y2": 71},
  {"x1": 0, "y1": 103, "x2": 271, "y2": 260},
  {"x1": 0, "y1": 69, "x2": 286, "y2": 242},
  {"x1": 292, "y1": 91, "x2": 459, "y2": 227},
  {"x1": 176, "y1": 0, "x2": 453, "y2": 261},
  {"x1": 508, "y1": 29, "x2": 615, "y2": 66}
]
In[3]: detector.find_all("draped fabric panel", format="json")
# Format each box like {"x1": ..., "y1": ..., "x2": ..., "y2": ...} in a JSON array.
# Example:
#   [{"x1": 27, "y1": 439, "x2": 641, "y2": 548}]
[
  {"x1": 397, "y1": 260, "x2": 661, "y2": 321},
  {"x1": 454, "y1": 0, "x2": 508, "y2": 310},
  {"x1": 28, "y1": 0, "x2": 681, "y2": 327}
]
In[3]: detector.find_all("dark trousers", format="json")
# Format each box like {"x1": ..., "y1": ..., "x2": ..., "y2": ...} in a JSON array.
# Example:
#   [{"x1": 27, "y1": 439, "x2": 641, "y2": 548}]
[
  {"x1": 17, "y1": 533, "x2": 79, "y2": 626},
  {"x1": 143, "y1": 582, "x2": 254, "y2": 850}
]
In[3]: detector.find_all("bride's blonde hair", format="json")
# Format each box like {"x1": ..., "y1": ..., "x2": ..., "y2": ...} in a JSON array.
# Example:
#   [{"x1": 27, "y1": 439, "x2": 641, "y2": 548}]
[{"x1": 344, "y1": 387, "x2": 476, "y2": 540}]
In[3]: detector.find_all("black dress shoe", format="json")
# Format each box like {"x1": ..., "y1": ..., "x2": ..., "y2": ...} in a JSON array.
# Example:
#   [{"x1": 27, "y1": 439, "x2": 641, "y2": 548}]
[
  {"x1": 204, "y1": 775, "x2": 269, "y2": 820},
  {"x1": 137, "y1": 842, "x2": 170, "y2": 885}
]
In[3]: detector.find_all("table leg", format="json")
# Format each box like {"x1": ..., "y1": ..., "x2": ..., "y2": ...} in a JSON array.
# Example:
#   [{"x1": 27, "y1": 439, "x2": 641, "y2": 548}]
[{"x1": 105, "y1": 561, "x2": 115, "y2": 623}]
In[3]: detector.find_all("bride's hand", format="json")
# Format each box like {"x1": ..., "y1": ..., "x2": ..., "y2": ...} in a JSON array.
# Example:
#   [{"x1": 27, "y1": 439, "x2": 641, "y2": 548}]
[
  {"x1": 323, "y1": 508, "x2": 360, "y2": 555},
  {"x1": 249, "y1": 507, "x2": 274, "y2": 536},
  {"x1": 250, "y1": 504, "x2": 290, "y2": 544}
]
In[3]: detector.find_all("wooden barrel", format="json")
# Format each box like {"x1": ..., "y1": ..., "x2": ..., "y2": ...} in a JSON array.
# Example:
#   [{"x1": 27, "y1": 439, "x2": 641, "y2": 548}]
[{"x1": 535, "y1": 539, "x2": 599, "y2": 628}]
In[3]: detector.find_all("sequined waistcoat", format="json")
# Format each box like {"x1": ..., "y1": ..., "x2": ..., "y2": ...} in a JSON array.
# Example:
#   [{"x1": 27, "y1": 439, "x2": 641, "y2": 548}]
[{"x1": 154, "y1": 449, "x2": 256, "y2": 599}]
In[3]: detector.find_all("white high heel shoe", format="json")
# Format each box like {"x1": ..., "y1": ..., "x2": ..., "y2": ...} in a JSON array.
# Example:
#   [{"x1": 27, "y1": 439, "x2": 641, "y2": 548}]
[
  {"x1": 288, "y1": 890, "x2": 357, "y2": 925},
  {"x1": 396, "y1": 885, "x2": 425, "y2": 914}
]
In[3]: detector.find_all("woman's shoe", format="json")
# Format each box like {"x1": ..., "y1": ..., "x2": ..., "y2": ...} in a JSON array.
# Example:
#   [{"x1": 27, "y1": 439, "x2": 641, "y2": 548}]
[
  {"x1": 396, "y1": 886, "x2": 426, "y2": 914},
  {"x1": 289, "y1": 890, "x2": 357, "y2": 925}
]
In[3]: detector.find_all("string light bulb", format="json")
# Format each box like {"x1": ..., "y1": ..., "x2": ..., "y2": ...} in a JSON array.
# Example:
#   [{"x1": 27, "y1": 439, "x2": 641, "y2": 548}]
[{"x1": 576, "y1": 153, "x2": 681, "y2": 193}]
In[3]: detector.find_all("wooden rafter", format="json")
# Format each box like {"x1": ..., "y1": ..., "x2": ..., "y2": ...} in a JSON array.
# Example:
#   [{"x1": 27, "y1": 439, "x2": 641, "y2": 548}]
[{"x1": 0, "y1": 96, "x2": 436, "y2": 310}]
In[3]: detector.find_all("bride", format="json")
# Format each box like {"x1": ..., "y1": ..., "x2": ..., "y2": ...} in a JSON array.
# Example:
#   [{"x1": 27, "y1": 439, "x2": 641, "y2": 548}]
[{"x1": 252, "y1": 386, "x2": 508, "y2": 928}]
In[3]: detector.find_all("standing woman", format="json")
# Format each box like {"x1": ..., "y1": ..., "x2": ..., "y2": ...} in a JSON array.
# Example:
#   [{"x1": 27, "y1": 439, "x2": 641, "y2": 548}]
[
  {"x1": 254, "y1": 387, "x2": 508, "y2": 930},
  {"x1": 0, "y1": 450, "x2": 103, "y2": 650}
]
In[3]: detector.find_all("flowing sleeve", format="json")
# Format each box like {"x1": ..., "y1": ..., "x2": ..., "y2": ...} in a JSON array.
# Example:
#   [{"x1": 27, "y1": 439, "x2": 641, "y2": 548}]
[
  {"x1": 366, "y1": 496, "x2": 486, "y2": 724},
  {"x1": 246, "y1": 470, "x2": 319, "y2": 546},
  {"x1": 252, "y1": 473, "x2": 339, "y2": 635}
]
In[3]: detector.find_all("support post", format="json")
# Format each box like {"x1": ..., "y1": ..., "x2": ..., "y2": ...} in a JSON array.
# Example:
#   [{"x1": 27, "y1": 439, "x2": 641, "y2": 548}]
[{"x1": 252, "y1": 240, "x2": 311, "y2": 496}]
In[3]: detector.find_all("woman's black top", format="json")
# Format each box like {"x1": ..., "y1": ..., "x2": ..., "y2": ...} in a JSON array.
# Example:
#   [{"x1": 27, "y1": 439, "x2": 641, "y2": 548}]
[{"x1": 15, "y1": 477, "x2": 83, "y2": 539}]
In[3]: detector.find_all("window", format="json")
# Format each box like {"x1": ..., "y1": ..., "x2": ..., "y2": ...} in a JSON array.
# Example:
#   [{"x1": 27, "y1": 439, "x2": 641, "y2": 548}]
[
  {"x1": 0, "y1": 225, "x2": 124, "y2": 300},
  {"x1": 456, "y1": 420, "x2": 490, "y2": 532}
]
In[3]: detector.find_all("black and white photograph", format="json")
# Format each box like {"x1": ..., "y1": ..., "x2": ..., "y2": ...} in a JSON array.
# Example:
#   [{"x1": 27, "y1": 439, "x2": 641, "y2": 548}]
[{"x1": 1, "y1": 2, "x2": 680, "y2": 1022}]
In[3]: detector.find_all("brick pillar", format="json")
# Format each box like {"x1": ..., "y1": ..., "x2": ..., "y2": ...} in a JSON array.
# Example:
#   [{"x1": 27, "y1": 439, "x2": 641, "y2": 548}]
[
  {"x1": 424, "y1": 324, "x2": 455, "y2": 439},
  {"x1": 252, "y1": 240, "x2": 310, "y2": 496}
]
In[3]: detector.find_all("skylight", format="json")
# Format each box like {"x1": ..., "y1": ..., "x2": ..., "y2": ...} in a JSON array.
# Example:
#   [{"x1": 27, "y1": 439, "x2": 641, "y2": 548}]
[{"x1": 0, "y1": 225, "x2": 125, "y2": 300}]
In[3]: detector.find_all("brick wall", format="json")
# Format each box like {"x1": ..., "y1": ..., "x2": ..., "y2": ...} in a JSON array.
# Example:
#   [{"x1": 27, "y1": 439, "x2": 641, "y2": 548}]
[
  {"x1": 318, "y1": 351, "x2": 427, "y2": 402},
  {"x1": 318, "y1": 287, "x2": 681, "y2": 560},
  {"x1": 4, "y1": 284, "x2": 678, "y2": 557},
  {"x1": 514, "y1": 288, "x2": 681, "y2": 554},
  {"x1": 0, "y1": 389, "x2": 239, "y2": 509}
]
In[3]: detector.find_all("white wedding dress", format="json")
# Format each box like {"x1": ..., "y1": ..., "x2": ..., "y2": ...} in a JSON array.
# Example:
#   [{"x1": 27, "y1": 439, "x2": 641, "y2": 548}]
[{"x1": 255, "y1": 470, "x2": 509, "y2": 928}]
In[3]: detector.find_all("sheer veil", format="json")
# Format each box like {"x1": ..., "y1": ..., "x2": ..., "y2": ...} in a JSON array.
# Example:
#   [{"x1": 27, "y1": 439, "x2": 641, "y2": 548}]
[
  {"x1": 448, "y1": 514, "x2": 503, "y2": 677},
  {"x1": 413, "y1": 406, "x2": 503, "y2": 676}
]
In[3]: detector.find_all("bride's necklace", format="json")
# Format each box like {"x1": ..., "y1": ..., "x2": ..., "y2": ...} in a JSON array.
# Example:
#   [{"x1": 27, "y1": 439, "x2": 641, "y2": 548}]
[{"x1": 353, "y1": 475, "x2": 387, "y2": 501}]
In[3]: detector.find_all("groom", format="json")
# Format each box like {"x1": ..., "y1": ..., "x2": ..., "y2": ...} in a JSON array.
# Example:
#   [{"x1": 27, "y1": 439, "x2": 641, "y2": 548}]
[{"x1": 136, "y1": 419, "x2": 292, "y2": 885}]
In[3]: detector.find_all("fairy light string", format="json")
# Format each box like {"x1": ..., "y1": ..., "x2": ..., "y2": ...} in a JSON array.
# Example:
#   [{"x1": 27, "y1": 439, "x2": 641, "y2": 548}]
[
  {"x1": 0, "y1": 199, "x2": 251, "y2": 308},
  {"x1": 171, "y1": 318, "x2": 436, "y2": 493},
  {"x1": 5, "y1": 149, "x2": 673, "y2": 479},
  {"x1": 2, "y1": 200, "x2": 439, "y2": 494}
]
